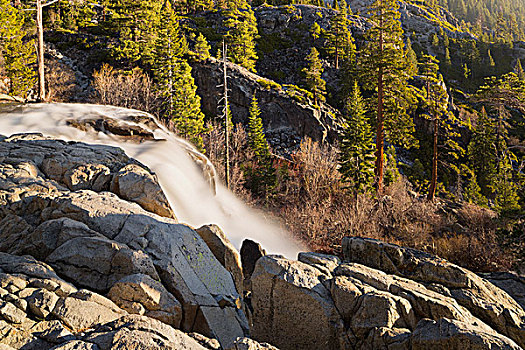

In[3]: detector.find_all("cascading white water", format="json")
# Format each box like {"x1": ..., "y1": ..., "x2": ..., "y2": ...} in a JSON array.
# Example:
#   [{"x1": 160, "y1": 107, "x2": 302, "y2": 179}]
[{"x1": 0, "y1": 103, "x2": 304, "y2": 258}]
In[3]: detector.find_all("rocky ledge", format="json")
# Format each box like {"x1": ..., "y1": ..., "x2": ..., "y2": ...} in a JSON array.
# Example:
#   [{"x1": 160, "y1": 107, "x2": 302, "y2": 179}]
[{"x1": 1, "y1": 133, "x2": 525, "y2": 350}]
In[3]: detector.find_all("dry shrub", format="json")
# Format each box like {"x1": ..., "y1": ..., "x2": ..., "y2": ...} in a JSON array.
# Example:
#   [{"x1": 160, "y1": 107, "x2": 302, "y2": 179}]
[
  {"x1": 203, "y1": 122, "x2": 254, "y2": 202},
  {"x1": 91, "y1": 63, "x2": 158, "y2": 113},
  {"x1": 45, "y1": 58, "x2": 80, "y2": 102},
  {"x1": 204, "y1": 133, "x2": 510, "y2": 271}
]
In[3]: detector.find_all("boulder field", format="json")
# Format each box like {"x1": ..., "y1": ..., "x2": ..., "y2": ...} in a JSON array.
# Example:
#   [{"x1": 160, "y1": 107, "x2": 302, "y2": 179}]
[{"x1": 0, "y1": 133, "x2": 524, "y2": 349}]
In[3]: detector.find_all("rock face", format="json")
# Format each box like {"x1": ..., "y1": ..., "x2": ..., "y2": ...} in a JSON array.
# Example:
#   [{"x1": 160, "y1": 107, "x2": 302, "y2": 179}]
[
  {"x1": 0, "y1": 253, "x2": 215, "y2": 349},
  {"x1": 248, "y1": 241, "x2": 524, "y2": 350},
  {"x1": 191, "y1": 57, "x2": 341, "y2": 154},
  {"x1": 0, "y1": 134, "x2": 248, "y2": 349}
]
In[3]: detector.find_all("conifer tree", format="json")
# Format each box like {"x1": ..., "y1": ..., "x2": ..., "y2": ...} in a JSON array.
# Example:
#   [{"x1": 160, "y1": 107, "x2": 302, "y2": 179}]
[
  {"x1": 302, "y1": 47, "x2": 326, "y2": 105},
  {"x1": 247, "y1": 95, "x2": 271, "y2": 161},
  {"x1": 246, "y1": 95, "x2": 275, "y2": 194},
  {"x1": 487, "y1": 49, "x2": 495, "y2": 67},
  {"x1": 338, "y1": 81, "x2": 375, "y2": 193},
  {"x1": 0, "y1": 0, "x2": 36, "y2": 98},
  {"x1": 467, "y1": 107, "x2": 497, "y2": 196},
  {"x1": 194, "y1": 33, "x2": 211, "y2": 61},
  {"x1": 384, "y1": 145, "x2": 401, "y2": 186},
  {"x1": 444, "y1": 47, "x2": 451, "y2": 66},
  {"x1": 105, "y1": 0, "x2": 163, "y2": 64},
  {"x1": 492, "y1": 155, "x2": 520, "y2": 212},
  {"x1": 405, "y1": 37, "x2": 418, "y2": 77},
  {"x1": 431, "y1": 32, "x2": 439, "y2": 47},
  {"x1": 419, "y1": 54, "x2": 457, "y2": 201},
  {"x1": 152, "y1": 2, "x2": 205, "y2": 151},
  {"x1": 462, "y1": 165, "x2": 487, "y2": 206},
  {"x1": 223, "y1": 1, "x2": 259, "y2": 72},
  {"x1": 310, "y1": 22, "x2": 321, "y2": 41},
  {"x1": 169, "y1": 61, "x2": 207, "y2": 151},
  {"x1": 325, "y1": 3, "x2": 355, "y2": 69},
  {"x1": 358, "y1": 0, "x2": 417, "y2": 193},
  {"x1": 473, "y1": 73, "x2": 525, "y2": 161}
]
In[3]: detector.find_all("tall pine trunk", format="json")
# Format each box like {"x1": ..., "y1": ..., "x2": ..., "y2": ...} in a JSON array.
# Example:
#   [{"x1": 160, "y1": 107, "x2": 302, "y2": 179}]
[
  {"x1": 223, "y1": 41, "x2": 230, "y2": 190},
  {"x1": 375, "y1": 21, "x2": 385, "y2": 193},
  {"x1": 36, "y1": 0, "x2": 45, "y2": 102}
]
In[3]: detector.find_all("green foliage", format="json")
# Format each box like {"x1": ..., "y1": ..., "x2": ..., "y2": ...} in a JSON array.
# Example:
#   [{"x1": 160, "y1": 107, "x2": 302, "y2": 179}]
[
  {"x1": 405, "y1": 38, "x2": 418, "y2": 77},
  {"x1": 338, "y1": 82, "x2": 375, "y2": 193},
  {"x1": 325, "y1": 3, "x2": 355, "y2": 69},
  {"x1": 302, "y1": 47, "x2": 326, "y2": 105},
  {"x1": 467, "y1": 107, "x2": 497, "y2": 196},
  {"x1": 515, "y1": 59, "x2": 524, "y2": 81},
  {"x1": 104, "y1": 0, "x2": 164, "y2": 65},
  {"x1": 223, "y1": 2, "x2": 259, "y2": 72},
  {"x1": 310, "y1": 22, "x2": 321, "y2": 41},
  {"x1": 152, "y1": 3, "x2": 205, "y2": 151},
  {"x1": 169, "y1": 61, "x2": 207, "y2": 151},
  {"x1": 245, "y1": 95, "x2": 275, "y2": 195},
  {"x1": 46, "y1": 0, "x2": 95, "y2": 31},
  {"x1": 257, "y1": 78, "x2": 282, "y2": 90},
  {"x1": 462, "y1": 167, "x2": 487, "y2": 206},
  {"x1": 0, "y1": 0, "x2": 36, "y2": 98},
  {"x1": 384, "y1": 145, "x2": 401, "y2": 186},
  {"x1": 194, "y1": 33, "x2": 211, "y2": 61},
  {"x1": 436, "y1": 0, "x2": 525, "y2": 42},
  {"x1": 492, "y1": 155, "x2": 520, "y2": 212},
  {"x1": 247, "y1": 96, "x2": 271, "y2": 161},
  {"x1": 358, "y1": 0, "x2": 417, "y2": 149}
]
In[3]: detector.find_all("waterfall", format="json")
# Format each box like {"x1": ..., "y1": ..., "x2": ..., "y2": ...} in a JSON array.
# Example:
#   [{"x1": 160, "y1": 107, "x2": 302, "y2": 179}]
[{"x1": 0, "y1": 103, "x2": 304, "y2": 258}]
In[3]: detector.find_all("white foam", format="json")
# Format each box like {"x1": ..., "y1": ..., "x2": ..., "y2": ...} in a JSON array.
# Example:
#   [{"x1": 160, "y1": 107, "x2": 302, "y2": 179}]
[{"x1": 0, "y1": 103, "x2": 304, "y2": 258}]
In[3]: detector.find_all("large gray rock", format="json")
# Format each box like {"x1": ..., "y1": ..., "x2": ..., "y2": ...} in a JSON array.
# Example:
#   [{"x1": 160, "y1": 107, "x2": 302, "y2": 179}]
[
  {"x1": 0, "y1": 134, "x2": 248, "y2": 348},
  {"x1": 250, "y1": 255, "x2": 350, "y2": 350},
  {"x1": 0, "y1": 251, "x2": 222, "y2": 350},
  {"x1": 110, "y1": 163, "x2": 175, "y2": 219},
  {"x1": 196, "y1": 224, "x2": 243, "y2": 294},
  {"x1": 342, "y1": 237, "x2": 525, "y2": 348},
  {"x1": 83, "y1": 315, "x2": 210, "y2": 350},
  {"x1": 412, "y1": 318, "x2": 521, "y2": 350},
  {"x1": 107, "y1": 273, "x2": 182, "y2": 328}
]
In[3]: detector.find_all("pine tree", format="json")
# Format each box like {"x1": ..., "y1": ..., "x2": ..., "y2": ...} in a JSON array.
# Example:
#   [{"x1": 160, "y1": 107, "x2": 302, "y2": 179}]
[
  {"x1": 405, "y1": 37, "x2": 418, "y2": 77},
  {"x1": 152, "y1": 2, "x2": 205, "y2": 151},
  {"x1": 310, "y1": 22, "x2": 321, "y2": 41},
  {"x1": 492, "y1": 155, "x2": 520, "y2": 212},
  {"x1": 223, "y1": 1, "x2": 259, "y2": 72},
  {"x1": 169, "y1": 61, "x2": 207, "y2": 151},
  {"x1": 194, "y1": 33, "x2": 211, "y2": 61},
  {"x1": 358, "y1": 0, "x2": 417, "y2": 193},
  {"x1": 444, "y1": 47, "x2": 451, "y2": 66},
  {"x1": 246, "y1": 95, "x2": 275, "y2": 195},
  {"x1": 431, "y1": 32, "x2": 439, "y2": 47},
  {"x1": 462, "y1": 165, "x2": 487, "y2": 206},
  {"x1": 384, "y1": 145, "x2": 401, "y2": 186},
  {"x1": 419, "y1": 54, "x2": 457, "y2": 201},
  {"x1": 467, "y1": 107, "x2": 497, "y2": 196},
  {"x1": 247, "y1": 95, "x2": 271, "y2": 161},
  {"x1": 325, "y1": 3, "x2": 355, "y2": 69},
  {"x1": 338, "y1": 81, "x2": 375, "y2": 193},
  {"x1": 487, "y1": 49, "x2": 495, "y2": 67},
  {"x1": 302, "y1": 47, "x2": 326, "y2": 105},
  {"x1": 0, "y1": 0, "x2": 36, "y2": 98},
  {"x1": 105, "y1": 0, "x2": 163, "y2": 64},
  {"x1": 473, "y1": 73, "x2": 525, "y2": 161}
]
